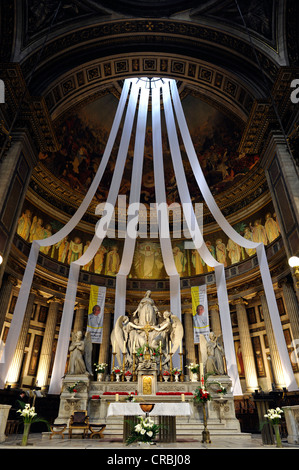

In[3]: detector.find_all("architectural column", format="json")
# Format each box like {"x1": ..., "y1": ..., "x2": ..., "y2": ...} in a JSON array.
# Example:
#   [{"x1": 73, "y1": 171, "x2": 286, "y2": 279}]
[
  {"x1": 183, "y1": 309, "x2": 196, "y2": 367},
  {"x1": 281, "y1": 279, "x2": 299, "y2": 343},
  {"x1": 259, "y1": 293, "x2": 286, "y2": 389},
  {"x1": 0, "y1": 274, "x2": 17, "y2": 338},
  {"x1": 0, "y1": 132, "x2": 38, "y2": 287},
  {"x1": 262, "y1": 134, "x2": 299, "y2": 299},
  {"x1": 99, "y1": 309, "x2": 112, "y2": 366},
  {"x1": 233, "y1": 298, "x2": 259, "y2": 393},
  {"x1": 6, "y1": 290, "x2": 36, "y2": 387},
  {"x1": 209, "y1": 304, "x2": 222, "y2": 337},
  {"x1": 73, "y1": 303, "x2": 86, "y2": 333},
  {"x1": 36, "y1": 296, "x2": 62, "y2": 390}
]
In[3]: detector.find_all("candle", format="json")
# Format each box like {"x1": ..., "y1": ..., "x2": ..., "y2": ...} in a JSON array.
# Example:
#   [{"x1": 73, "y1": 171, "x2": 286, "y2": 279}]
[
  {"x1": 180, "y1": 342, "x2": 182, "y2": 354},
  {"x1": 159, "y1": 341, "x2": 162, "y2": 353},
  {"x1": 123, "y1": 340, "x2": 126, "y2": 353},
  {"x1": 181, "y1": 394, "x2": 185, "y2": 402},
  {"x1": 113, "y1": 341, "x2": 116, "y2": 353},
  {"x1": 133, "y1": 341, "x2": 136, "y2": 353},
  {"x1": 200, "y1": 362, "x2": 204, "y2": 380},
  {"x1": 115, "y1": 394, "x2": 119, "y2": 402},
  {"x1": 169, "y1": 340, "x2": 172, "y2": 352}
]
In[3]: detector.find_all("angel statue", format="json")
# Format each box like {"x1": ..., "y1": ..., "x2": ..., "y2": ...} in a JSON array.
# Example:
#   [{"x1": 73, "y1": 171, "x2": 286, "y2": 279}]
[
  {"x1": 199, "y1": 331, "x2": 226, "y2": 376},
  {"x1": 68, "y1": 330, "x2": 93, "y2": 375}
]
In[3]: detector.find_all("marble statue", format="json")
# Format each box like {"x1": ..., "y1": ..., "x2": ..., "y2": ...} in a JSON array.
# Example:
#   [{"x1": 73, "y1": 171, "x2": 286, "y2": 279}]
[
  {"x1": 68, "y1": 330, "x2": 93, "y2": 375},
  {"x1": 111, "y1": 291, "x2": 183, "y2": 369},
  {"x1": 199, "y1": 331, "x2": 226, "y2": 376}
]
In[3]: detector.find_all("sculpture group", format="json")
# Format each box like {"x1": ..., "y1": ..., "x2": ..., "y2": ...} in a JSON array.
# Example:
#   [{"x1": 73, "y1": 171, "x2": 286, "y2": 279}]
[{"x1": 67, "y1": 290, "x2": 226, "y2": 378}]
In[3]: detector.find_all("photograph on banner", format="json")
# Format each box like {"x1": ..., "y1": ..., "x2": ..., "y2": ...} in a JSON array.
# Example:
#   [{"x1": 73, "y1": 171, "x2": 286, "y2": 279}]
[
  {"x1": 87, "y1": 285, "x2": 106, "y2": 343},
  {"x1": 191, "y1": 285, "x2": 210, "y2": 343}
]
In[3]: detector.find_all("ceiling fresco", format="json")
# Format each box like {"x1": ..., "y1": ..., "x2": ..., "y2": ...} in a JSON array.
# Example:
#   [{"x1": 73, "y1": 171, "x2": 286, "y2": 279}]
[{"x1": 38, "y1": 89, "x2": 259, "y2": 206}]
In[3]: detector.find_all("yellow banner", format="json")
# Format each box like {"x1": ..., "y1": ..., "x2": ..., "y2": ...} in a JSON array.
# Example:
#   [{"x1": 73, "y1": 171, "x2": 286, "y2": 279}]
[{"x1": 87, "y1": 285, "x2": 106, "y2": 343}]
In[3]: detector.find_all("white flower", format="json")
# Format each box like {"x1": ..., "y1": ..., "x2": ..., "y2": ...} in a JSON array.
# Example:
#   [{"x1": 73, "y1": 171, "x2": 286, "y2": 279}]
[
  {"x1": 147, "y1": 431, "x2": 153, "y2": 437},
  {"x1": 140, "y1": 429, "x2": 146, "y2": 435},
  {"x1": 135, "y1": 424, "x2": 142, "y2": 432}
]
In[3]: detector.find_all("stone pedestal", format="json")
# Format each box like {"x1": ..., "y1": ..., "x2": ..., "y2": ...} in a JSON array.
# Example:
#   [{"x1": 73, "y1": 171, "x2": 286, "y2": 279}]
[
  {"x1": 54, "y1": 374, "x2": 90, "y2": 426},
  {"x1": 282, "y1": 405, "x2": 299, "y2": 444},
  {"x1": 0, "y1": 405, "x2": 11, "y2": 442}
]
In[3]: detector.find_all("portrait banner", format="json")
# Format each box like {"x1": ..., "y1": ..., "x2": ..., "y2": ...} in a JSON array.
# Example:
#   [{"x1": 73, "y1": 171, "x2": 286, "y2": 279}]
[
  {"x1": 191, "y1": 285, "x2": 210, "y2": 343},
  {"x1": 87, "y1": 285, "x2": 106, "y2": 343}
]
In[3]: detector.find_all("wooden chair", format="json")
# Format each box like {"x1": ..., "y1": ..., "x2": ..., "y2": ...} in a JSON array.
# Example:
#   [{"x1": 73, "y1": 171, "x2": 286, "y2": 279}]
[
  {"x1": 89, "y1": 423, "x2": 106, "y2": 439},
  {"x1": 69, "y1": 411, "x2": 89, "y2": 438},
  {"x1": 49, "y1": 423, "x2": 67, "y2": 439}
]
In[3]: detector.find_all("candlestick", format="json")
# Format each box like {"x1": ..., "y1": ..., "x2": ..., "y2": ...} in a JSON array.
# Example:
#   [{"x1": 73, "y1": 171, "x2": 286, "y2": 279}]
[
  {"x1": 179, "y1": 352, "x2": 184, "y2": 382},
  {"x1": 122, "y1": 352, "x2": 126, "y2": 382},
  {"x1": 111, "y1": 352, "x2": 116, "y2": 381},
  {"x1": 132, "y1": 352, "x2": 137, "y2": 381},
  {"x1": 169, "y1": 351, "x2": 173, "y2": 382}
]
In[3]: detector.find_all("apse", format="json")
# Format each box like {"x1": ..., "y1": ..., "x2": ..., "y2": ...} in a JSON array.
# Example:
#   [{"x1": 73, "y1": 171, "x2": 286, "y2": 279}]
[{"x1": 0, "y1": 77, "x2": 296, "y2": 397}]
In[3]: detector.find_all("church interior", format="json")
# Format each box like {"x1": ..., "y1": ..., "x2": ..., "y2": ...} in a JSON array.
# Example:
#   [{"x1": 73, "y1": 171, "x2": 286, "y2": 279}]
[{"x1": 0, "y1": 0, "x2": 299, "y2": 449}]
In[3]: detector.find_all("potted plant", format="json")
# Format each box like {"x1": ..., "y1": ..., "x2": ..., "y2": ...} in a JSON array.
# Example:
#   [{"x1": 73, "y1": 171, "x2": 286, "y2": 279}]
[
  {"x1": 112, "y1": 367, "x2": 123, "y2": 381},
  {"x1": 94, "y1": 362, "x2": 108, "y2": 381},
  {"x1": 17, "y1": 403, "x2": 49, "y2": 446},
  {"x1": 163, "y1": 370, "x2": 171, "y2": 382},
  {"x1": 172, "y1": 368, "x2": 181, "y2": 382},
  {"x1": 186, "y1": 363, "x2": 200, "y2": 381},
  {"x1": 125, "y1": 370, "x2": 132, "y2": 382},
  {"x1": 66, "y1": 381, "x2": 81, "y2": 397},
  {"x1": 263, "y1": 407, "x2": 284, "y2": 447},
  {"x1": 193, "y1": 381, "x2": 211, "y2": 444},
  {"x1": 126, "y1": 415, "x2": 161, "y2": 446}
]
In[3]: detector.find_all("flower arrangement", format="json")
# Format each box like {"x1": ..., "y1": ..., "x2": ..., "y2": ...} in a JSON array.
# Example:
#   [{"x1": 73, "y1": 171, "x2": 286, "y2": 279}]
[
  {"x1": 163, "y1": 370, "x2": 171, "y2": 376},
  {"x1": 210, "y1": 381, "x2": 227, "y2": 395},
  {"x1": 112, "y1": 367, "x2": 122, "y2": 375},
  {"x1": 94, "y1": 362, "x2": 108, "y2": 373},
  {"x1": 264, "y1": 407, "x2": 284, "y2": 425},
  {"x1": 125, "y1": 370, "x2": 132, "y2": 376},
  {"x1": 66, "y1": 381, "x2": 81, "y2": 393},
  {"x1": 193, "y1": 386, "x2": 211, "y2": 404},
  {"x1": 126, "y1": 415, "x2": 161, "y2": 445},
  {"x1": 91, "y1": 395, "x2": 100, "y2": 400},
  {"x1": 186, "y1": 363, "x2": 199, "y2": 373},
  {"x1": 126, "y1": 392, "x2": 136, "y2": 402},
  {"x1": 17, "y1": 403, "x2": 49, "y2": 446},
  {"x1": 263, "y1": 408, "x2": 284, "y2": 447},
  {"x1": 172, "y1": 368, "x2": 181, "y2": 376}
]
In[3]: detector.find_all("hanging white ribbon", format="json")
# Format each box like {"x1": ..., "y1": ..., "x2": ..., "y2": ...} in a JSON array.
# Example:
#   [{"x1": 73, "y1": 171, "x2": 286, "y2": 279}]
[
  {"x1": 114, "y1": 83, "x2": 149, "y2": 324},
  {"x1": 0, "y1": 79, "x2": 132, "y2": 390},
  {"x1": 169, "y1": 79, "x2": 297, "y2": 392},
  {"x1": 48, "y1": 79, "x2": 140, "y2": 394},
  {"x1": 161, "y1": 80, "x2": 242, "y2": 394}
]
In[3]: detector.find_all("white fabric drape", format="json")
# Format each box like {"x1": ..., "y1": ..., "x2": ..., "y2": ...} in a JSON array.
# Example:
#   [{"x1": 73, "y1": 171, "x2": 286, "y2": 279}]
[
  {"x1": 161, "y1": 82, "x2": 242, "y2": 394},
  {"x1": 0, "y1": 79, "x2": 132, "y2": 390},
  {"x1": 168, "y1": 79, "x2": 297, "y2": 392},
  {"x1": 48, "y1": 79, "x2": 140, "y2": 394},
  {"x1": 152, "y1": 86, "x2": 181, "y2": 320},
  {"x1": 114, "y1": 84, "x2": 149, "y2": 324}
]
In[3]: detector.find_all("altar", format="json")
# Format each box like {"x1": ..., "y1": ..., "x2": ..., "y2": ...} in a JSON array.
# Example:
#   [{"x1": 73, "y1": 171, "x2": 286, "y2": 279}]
[{"x1": 107, "y1": 402, "x2": 192, "y2": 443}]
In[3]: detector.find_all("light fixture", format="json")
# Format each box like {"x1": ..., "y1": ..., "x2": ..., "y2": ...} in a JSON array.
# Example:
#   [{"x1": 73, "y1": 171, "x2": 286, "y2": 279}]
[
  {"x1": 288, "y1": 256, "x2": 299, "y2": 288},
  {"x1": 288, "y1": 256, "x2": 299, "y2": 268},
  {"x1": 0, "y1": 253, "x2": 3, "y2": 265}
]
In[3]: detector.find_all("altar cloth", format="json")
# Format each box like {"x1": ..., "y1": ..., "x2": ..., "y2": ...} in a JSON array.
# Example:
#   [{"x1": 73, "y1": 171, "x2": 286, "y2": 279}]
[{"x1": 107, "y1": 402, "x2": 192, "y2": 417}]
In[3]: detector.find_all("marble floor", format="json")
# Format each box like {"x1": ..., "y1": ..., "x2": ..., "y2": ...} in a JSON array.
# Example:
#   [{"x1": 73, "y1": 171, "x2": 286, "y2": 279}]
[{"x1": 0, "y1": 432, "x2": 297, "y2": 449}]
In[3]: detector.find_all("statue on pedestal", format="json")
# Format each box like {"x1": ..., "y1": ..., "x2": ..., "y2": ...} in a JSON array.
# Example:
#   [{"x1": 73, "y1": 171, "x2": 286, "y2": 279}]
[
  {"x1": 68, "y1": 331, "x2": 93, "y2": 375},
  {"x1": 111, "y1": 291, "x2": 183, "y2": 369},
  {"x1": 199, "y1": 331, "x2": 226, "y2": 376}
]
